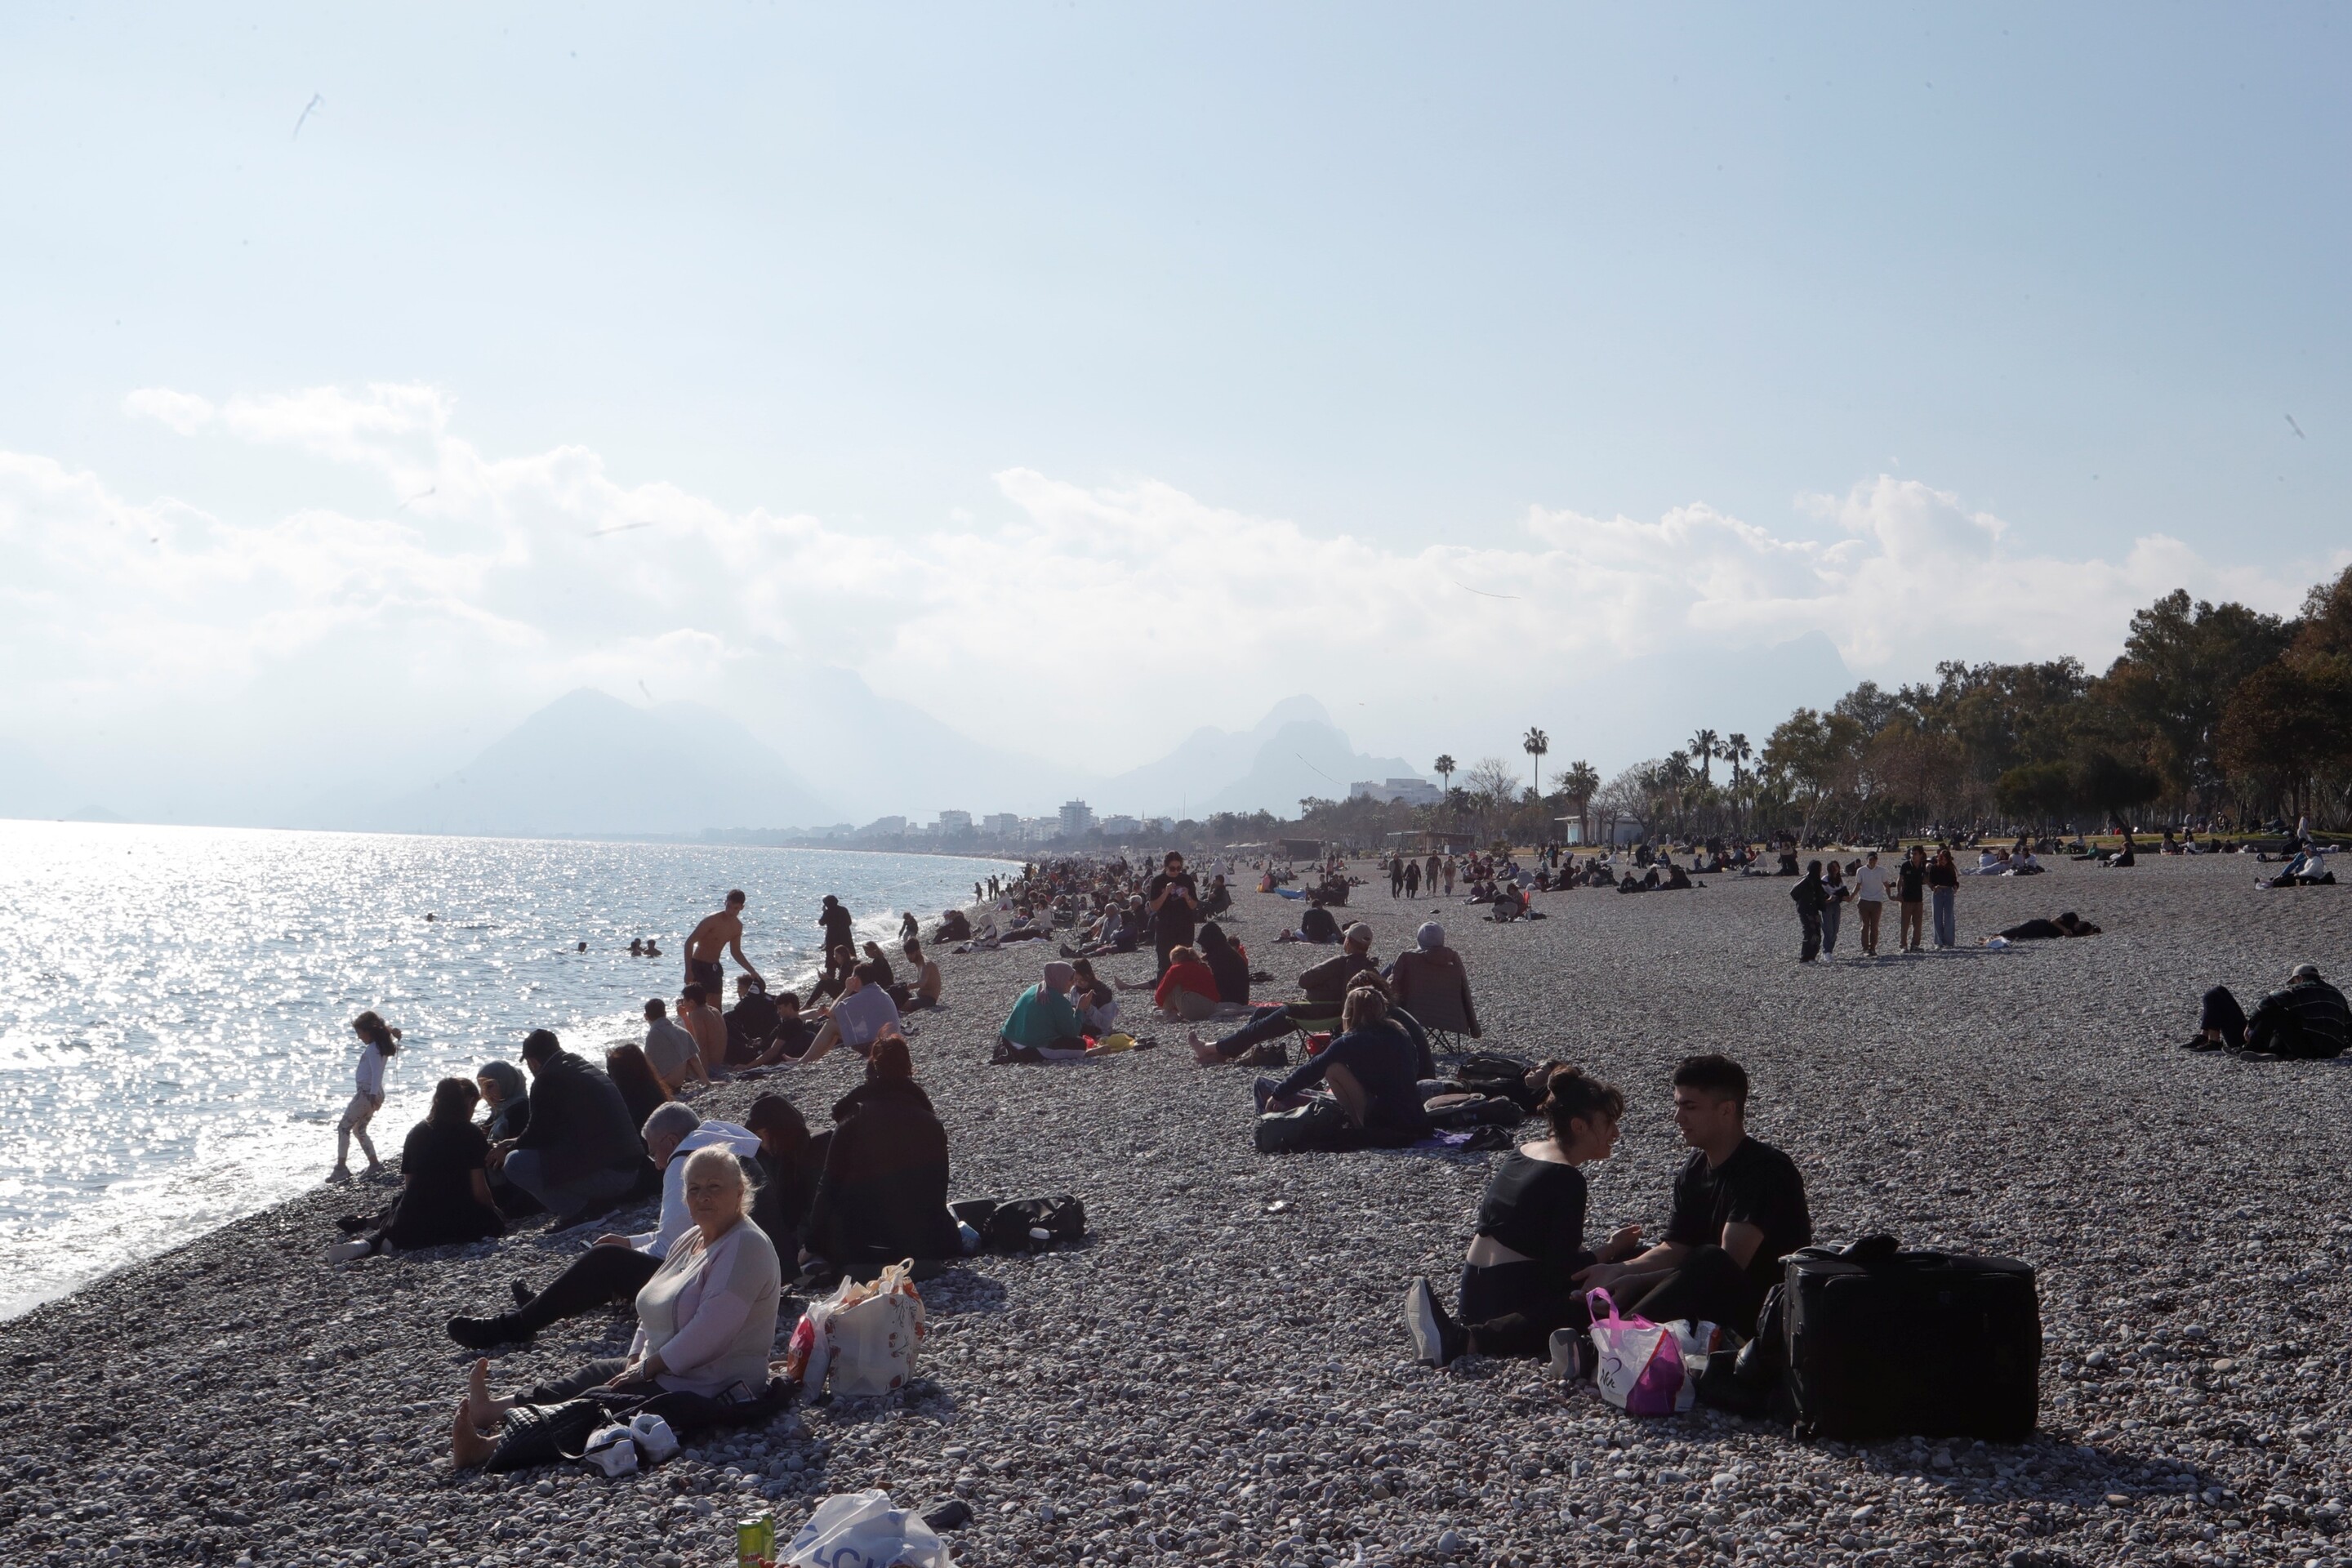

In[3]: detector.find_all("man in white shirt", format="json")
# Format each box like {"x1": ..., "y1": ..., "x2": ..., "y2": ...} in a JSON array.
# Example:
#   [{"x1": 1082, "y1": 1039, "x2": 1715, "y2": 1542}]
[
  {"x1": 782, "y1": 962, "x2": 905, "y2": 1066},
  {"x1": 1851, "y1": 851, "x2": 1887, "y2": 957}
]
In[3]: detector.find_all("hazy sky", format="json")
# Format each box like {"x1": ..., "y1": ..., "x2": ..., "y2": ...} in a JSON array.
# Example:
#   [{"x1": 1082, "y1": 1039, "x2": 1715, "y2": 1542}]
[{"x1": 3, "y1": 5, "x2": 2347, "y2": 820}]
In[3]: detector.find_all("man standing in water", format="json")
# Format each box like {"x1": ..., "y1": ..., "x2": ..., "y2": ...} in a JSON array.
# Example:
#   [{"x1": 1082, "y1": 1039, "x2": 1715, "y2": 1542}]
[{"x1": 685, "y1": 889, "x2": 763, "y2": 1000}]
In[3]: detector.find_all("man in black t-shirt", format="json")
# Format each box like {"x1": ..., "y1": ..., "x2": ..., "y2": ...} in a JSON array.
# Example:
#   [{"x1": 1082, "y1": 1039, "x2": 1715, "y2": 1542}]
[
  {"x1": 1574, "y1": 1054, "x2": 1811, "y2": 1336},
  {"x1": 1144, "y1": 851, "x2": 1200, "y2": 976},
  {"x1": 1895, "y1": 847, "x2": 1928, "y2": 952}
]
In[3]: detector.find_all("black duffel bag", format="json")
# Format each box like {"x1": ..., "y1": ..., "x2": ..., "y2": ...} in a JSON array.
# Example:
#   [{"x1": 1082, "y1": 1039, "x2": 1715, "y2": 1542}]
[
  {"x1": 1254, "y1": 1098, "x2": 1352, "y2": 1153},
  {"x1": 1779, "y1": 1235, "x2": 2041, "y2": 1442}
]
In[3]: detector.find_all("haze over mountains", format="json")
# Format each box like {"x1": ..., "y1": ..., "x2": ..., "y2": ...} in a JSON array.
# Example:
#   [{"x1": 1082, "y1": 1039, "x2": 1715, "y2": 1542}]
[{"x1": 0, "y1": 686, "x2": 1434, "y2": 837}]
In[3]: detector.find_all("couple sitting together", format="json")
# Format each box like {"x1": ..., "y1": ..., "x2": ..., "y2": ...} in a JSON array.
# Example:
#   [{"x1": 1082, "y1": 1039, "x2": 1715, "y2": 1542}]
[{"x1": 1405, "y1": 1054, "x2": 1811, "y2": 1368}]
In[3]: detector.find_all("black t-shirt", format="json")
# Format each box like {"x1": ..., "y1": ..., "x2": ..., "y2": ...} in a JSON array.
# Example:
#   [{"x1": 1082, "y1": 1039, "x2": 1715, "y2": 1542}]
[
  {"x1": 1895, "y1": 862, "x2": 1927, "y2": 901},
  {"x1": 1664, "y1": 1136, "x2": 1812, "y2": 1297},
  {"x1": 1145, "y1": 872, "x2": 1199, "y2": 941},
  {"x1": 1203, "y1": 941, "x2": 1250, "y2": 1004},
  {"x1": 1476, "y1": 1152, "x2": 1590, "y2": 1266}
]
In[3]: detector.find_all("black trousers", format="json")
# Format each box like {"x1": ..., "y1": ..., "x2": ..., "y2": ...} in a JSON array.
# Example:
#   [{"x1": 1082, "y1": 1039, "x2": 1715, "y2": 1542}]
[
  {"x1": 2201, "y1": 986, "x2": 2248, "y2": 1048},
  {"x1": 513, "y1": 1245, "x2": 663, "y2": 1336},
  {"x1": 1459, "y1": 1256, "x2": 1593, "y2": 1358},
  {"x1": 1630, "y1": 1245, "x2": 1767, "y2": 1338},
  {"x1": 1213, "y1": 1004, "x2": 1339, "y2": 1059},
  {"x1": 1798, "y1": 907, "x2": 1822, "y2": 961}
]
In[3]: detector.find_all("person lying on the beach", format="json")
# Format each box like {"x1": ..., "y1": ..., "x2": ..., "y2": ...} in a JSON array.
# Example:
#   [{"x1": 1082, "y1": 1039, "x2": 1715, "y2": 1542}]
[
  {"x1": 1405, "y1": 1065, "x2": 1642, "y2": 1366},
  {"x1": 448, "y1": 1102, "x2": 762, "y2": 1348},
  {"x1": 328, "y1": 1077, "x2": 506, "y2": 1263},
  {"x1": 1249, "y1": 983, "x2": 1431, "y2": 1151},
  {"x1": 1189, "y1": 924, "x2": 1381, "y2": 1063},
  {"x1": 1564, "y1": 1054, "x2": 1812, "y2": 1341},
  {"x1": 1987, "y1": 911, "x2": 2100, "y2": 942},
  {"x1": 448, "y1": 1147, "x2": 780, "y2": 1469},
  {"x1": 2185, "y1": 964, "x2": 2350, "y2": 1058}
]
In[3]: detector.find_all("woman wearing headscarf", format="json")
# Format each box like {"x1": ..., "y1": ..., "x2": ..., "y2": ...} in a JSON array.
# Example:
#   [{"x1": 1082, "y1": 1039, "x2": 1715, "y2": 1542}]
[{"x1": 800, "y1": 1036, "x2": 960, "y2": 1279}]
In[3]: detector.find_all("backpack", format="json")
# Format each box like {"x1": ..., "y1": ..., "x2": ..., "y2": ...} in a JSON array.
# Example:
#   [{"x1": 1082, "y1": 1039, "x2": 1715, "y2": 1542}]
[
  {"x1": 1254, "y1": 1098, "x2": 1352, "y2": 1154},
  {"x1": 984, "y1": 1196, "x2": 1086, "y2": 1252}
]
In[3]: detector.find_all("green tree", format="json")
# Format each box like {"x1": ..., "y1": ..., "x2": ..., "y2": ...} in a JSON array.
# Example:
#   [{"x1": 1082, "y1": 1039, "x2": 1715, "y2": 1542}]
[
  {"x1": 1690, "y1": 728, "x2": 1718, "y2": 784},
  {"x1": 1521, "y1": 728, "x2": 1549, "y2": 796}
]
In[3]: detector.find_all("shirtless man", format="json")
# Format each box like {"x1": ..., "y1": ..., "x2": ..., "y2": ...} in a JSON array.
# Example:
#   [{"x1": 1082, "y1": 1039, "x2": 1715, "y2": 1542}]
[
  {"x1": 902, "y1": 938, "x2": 943, "y2": 1009},
  {"x1": 684, "y1": 889, "x2": 762, "y2": 1000},
  {"x1": 676, "y1": 982, "x2": 729, "y2": 1077}
]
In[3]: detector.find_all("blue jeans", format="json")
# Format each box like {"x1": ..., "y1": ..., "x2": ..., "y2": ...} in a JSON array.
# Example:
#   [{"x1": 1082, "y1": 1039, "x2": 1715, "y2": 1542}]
[
  {"x1": 1820, "y1": 900, "x2": 1842, "y2": 956},
  {"x1": 1931, "y1": 888, "x2": 1956, "y2": 947},
  {"x1": 502, "y1": 1151, "x2": 637, "y2": 1223}
]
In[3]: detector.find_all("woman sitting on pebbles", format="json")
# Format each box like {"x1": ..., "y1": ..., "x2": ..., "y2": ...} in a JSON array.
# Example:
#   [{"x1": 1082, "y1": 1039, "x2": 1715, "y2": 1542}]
[
  {"x1": 800, "y1": 1033, "x2": 963, "y2": 1282},
  {"x1": 450, "y1": 1146, "x2": 781, "y2": 1468},
  {"x1": 1404, "y1": 1066, "x2": 1642, "y2": 1366},
  {"x1": 328, "y1": 1078, "x2": 506, "y2": 1263}
]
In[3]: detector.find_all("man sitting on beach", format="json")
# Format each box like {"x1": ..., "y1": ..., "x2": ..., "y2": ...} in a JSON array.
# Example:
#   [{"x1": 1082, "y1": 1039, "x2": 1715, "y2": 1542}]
[
  {"x1": 1189, "y1": 923, "x2": 1382, "y2": 1064},
  {"x1": 676, "y1": 982, "x2": 729, "y2": 1078},
  {"x1": 902, "y1": 939, "x2": 943, "y2": 1009},
  {"x1": 1569, "y1": 1054, "x2": 1811, "y2": 1339},
  {"x1": 640, "y1": 998, "x2": 706, "y2": 1095},
  {"x1": 488, "y1": 1029, "x2": 648, "y2": 1227},
  {"x1": 774, "y1": 963, "x2": 905, "y2": 1067},
  {"x1": 724, "y1": 976, "x2": 780, "y2": 1066},
  {"x1": 2186, "y1": 964, "x2": 2350, "y2": 1058}
]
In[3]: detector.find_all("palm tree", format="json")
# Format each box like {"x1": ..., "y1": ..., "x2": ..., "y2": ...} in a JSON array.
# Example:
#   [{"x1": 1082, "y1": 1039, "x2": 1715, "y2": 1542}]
[
  {"x1": 1433, "y1": 755, "x2": 1455, "y2": 793},
  {"x1": 1521, "y1": 728, "x2": 1549, "y2": 797},
  {"x1": 1690, "y1": 728, "x2": 1718, "y2": 784},
  {"x1": 1561, "y1": 760, "x2": 1601, "y2": 844},
  {"x1": 1724, "y1": 733, "x2": 1752, "y2": 789}
]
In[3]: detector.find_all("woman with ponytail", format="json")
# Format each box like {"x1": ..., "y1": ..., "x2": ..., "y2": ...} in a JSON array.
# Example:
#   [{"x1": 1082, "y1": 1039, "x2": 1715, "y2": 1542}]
[
  {"x1": 1404, "y1": 1065, "x2": 1642, "y2": 1366},
  {"x1": 334, "y1": 1010, "x2": 403, "y2": 1182}
]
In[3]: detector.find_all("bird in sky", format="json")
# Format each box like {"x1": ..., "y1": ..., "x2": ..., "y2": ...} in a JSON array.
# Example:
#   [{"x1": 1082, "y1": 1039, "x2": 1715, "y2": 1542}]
[
  {"x1": 292, "y1": 94, "x2": 323, "y2": 141},
  {"x1": 395, "y1": 486, "x2": 434, "y2": 510},
  {"x1": 639, "y1": 680, "x2": 655, "y2": 703},
  {"x1": 588, "y1": 520, "x2": 654, "y2": 537},
  {"x1": 2287, "y1": 414, "x2": 2306, "y2": 439},
  {"x1": 1452, "y1": 580, "x2": 1521, "y2": 600}
]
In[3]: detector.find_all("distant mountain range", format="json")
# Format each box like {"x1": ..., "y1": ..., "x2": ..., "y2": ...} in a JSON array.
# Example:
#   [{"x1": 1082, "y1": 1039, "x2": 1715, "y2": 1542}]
[
  {"x1": 1102, "y1": 696, "x2": 1423, "y2": 818},
  {"x1": 365, "y1": 688, "x2": 843, "y2": 838}
]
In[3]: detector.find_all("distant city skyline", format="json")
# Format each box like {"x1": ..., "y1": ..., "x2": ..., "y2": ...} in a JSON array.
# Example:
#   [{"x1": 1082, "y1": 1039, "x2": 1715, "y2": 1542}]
[{"x1": 3, "y1": 7, "x2": 2346, "y2": 831}]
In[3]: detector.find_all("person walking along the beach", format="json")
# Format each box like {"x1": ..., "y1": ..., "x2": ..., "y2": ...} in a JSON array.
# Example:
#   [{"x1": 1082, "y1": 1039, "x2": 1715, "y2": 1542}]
[
  {"x1": 1146, "y1": 851, "x2": 1200, "y2": 977},
  {"x1": 1791, "y1": 861, "x2": 1828, "y2": 964},
  {"x1": 1405, "y1": 858, "x2": 1422, "y2": 898},
  {"x1": 1928, "y1": 847, "x2": 1960, "y2": 948},
  {"x1": 333, "y1": 1010, "x2": 402, "y2": 1182},
  {"x1": 1852, "y1": 851, "x2": 1886, "y2": 956},
  {"x1": 1390, "y1": 857, "x2": 1405, "y2": 898},
  {"x1": 1820, "y1": 860, "x2": 1849, "y2": 958},
  {"x1": 684, "y1": 890, "x2": 763, "y2": 1001},
  {"x1": 1897, "y1": 847, "x2": 1928, "y2": 953}
]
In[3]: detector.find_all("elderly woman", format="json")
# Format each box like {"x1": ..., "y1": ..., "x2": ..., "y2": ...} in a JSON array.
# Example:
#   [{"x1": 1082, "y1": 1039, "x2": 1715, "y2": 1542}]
[
  {"x1": 451, "y1": 1146, "x2": 782, "y2": 1468},
  {"x1": 446, "y1": 1102, "x2": 760, "y2": 1348}
]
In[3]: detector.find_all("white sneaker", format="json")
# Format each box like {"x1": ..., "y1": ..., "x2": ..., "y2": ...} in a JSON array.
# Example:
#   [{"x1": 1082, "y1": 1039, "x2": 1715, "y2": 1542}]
[{"x1": 326, "y1": 1239, "x2": 373, "y2": 1264}]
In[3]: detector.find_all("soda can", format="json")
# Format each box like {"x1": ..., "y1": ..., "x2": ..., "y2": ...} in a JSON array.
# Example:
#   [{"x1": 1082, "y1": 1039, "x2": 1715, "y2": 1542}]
[{"x1": 737, "y1": 1512, "x2": 776, "y2": 1566}]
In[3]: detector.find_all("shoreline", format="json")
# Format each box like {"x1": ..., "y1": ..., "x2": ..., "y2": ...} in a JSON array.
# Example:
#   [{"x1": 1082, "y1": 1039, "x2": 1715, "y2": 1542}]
[{"x1": 4, "y1": 856, "x2": 2348, "y2": 1567}]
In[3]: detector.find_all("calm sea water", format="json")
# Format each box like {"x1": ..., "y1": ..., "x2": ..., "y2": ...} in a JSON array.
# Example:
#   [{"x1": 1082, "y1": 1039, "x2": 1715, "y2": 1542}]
[{"x1": 0, "y1": 821, "x2": 1016, "y2": 1317}]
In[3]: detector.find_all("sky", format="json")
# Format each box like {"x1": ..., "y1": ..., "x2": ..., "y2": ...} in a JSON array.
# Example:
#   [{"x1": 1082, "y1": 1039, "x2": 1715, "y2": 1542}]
[{"x1": 2, "y1": 4, "x2": 2348, "y2": 824}]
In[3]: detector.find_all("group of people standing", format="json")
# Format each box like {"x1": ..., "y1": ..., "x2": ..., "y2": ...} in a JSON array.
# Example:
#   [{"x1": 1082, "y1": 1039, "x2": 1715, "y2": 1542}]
[{"x1": 1788, "y1": 846, "x2": 1962, "y2": 961}]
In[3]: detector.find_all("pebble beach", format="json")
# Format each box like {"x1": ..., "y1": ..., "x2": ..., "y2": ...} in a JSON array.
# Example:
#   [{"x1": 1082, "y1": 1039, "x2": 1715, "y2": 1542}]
[{"x1": 3, "y1": 853, "x2": 2348, "y2": 1568}]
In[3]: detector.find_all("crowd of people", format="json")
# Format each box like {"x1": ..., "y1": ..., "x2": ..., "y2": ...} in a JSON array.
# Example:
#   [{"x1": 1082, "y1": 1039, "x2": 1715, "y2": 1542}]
[{"x1": 314, "y1": 840, "x2": 2336, "y2": 1473}]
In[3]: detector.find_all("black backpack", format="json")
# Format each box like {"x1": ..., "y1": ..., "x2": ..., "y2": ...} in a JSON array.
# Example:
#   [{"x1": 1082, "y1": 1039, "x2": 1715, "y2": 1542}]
[
  {"x1": 1455, "y1": 1052, "x2": 1547, "y2": 1111},
  {"x1": 951, "y1": 1196, "x2": 1086, "y2": 1252},
  {"x1": 1772, "y1": 1236, "x2": 2042, "y2": 1441},
  {"x1": 1254, "y1": 1098, "x2": 1351, "y2": 1153}
]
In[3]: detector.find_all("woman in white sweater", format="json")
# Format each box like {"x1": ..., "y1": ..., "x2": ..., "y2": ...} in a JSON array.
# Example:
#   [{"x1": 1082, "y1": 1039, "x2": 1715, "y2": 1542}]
[{"x1": 450, "y1": 1147, "x2": 781, "y2": 1465}]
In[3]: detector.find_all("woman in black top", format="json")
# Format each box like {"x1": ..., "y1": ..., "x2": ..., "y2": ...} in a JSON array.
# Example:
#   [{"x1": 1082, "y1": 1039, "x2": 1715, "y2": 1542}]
[
  {"x1": 603, "y1": 1044, "x2": 670, "y2": 1137},
  {"x1": 1404, "y1": 1067, "x2": 1639, "y2": 1365},
  {"x1": 1197, "y1": 921, "x2": 1251, "y2": 1006},
  {"x1": 328, "y1": 1078, "x2": 506, "y2": 1261},
  {"x1": 800, "y1": 1035, "x2": 960, "y2": 1279}
]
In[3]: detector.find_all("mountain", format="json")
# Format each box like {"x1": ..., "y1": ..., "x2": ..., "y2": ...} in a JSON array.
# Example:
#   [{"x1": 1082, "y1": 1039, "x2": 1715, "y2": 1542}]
[
  {"x1": 1100, "y1": 696, "x2": 1425, "y2": 818},
  {"x1": 744, "y1": 666, "x2": 1089, "y2": 819},
  {"x1": 368, "y1": 688, "x2": 842, "y2": 837}
]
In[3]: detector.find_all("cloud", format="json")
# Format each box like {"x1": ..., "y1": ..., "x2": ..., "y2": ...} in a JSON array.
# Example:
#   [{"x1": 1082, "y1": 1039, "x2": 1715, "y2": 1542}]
[{"x1": 9, "y1": 381, "x2": 2342, "y2": 799}]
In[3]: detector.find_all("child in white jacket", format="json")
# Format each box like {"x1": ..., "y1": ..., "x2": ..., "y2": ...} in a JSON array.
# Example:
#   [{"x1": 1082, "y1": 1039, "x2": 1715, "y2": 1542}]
[{"x1": 335, "y1": 1010, "x2": 403, "y2": 1181}]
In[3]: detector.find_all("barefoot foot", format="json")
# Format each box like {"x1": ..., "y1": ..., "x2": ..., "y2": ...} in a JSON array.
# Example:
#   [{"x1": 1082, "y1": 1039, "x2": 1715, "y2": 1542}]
[
  {"x1": 450, "y1": 1400, "x2": 499, "y2": 1468},
  {"x1": 464, "y1": 1356, "x2": 494, "y2": 1428}
]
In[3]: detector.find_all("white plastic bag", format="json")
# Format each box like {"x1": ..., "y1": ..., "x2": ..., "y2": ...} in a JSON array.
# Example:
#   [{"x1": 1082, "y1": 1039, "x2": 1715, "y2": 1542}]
[
  {"x1": 788, "y1": 1261, "x2": 927, "y2": 1398},
  {"x1": 581, "y1": 1424, "x2": 639, "y2": 1477},
  {"x1": 783, "y1": 1489, "x2": 947, "y2": 1568},
  {"x1": 1586, "y1": 1289, "x2": 1700, "y2": 1415},
  {"x1": 627, "y1": 1411, "x2": 679, "y2": 1463}
]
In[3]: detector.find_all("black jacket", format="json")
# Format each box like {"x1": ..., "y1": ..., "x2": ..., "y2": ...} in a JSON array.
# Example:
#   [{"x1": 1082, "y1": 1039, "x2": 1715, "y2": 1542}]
[
  {"x1": 2250, "y1": 981, "x2": 2351, "y2": 1059},
  {"x1": 514, "y1": 1050, "x2": 644, "y2": 1183},
  {"x1": 1790, "y1": 874, "x2": 1827, "y2": 915},
  {"x1": 803, "y1": 1078, "x2": 960, "y2": 1272}
]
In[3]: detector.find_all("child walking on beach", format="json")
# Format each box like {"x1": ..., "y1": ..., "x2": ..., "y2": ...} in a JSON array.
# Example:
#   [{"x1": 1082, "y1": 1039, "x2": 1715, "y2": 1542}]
[{"x1": 334, "y1": 1010, "x2": 402, "y2": 1182}]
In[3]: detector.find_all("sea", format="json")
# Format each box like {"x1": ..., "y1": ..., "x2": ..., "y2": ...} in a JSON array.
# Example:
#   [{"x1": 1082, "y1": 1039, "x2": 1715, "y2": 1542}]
[{"x1": 0, "y1": 820, "x2": 1018, "y2": 1318}]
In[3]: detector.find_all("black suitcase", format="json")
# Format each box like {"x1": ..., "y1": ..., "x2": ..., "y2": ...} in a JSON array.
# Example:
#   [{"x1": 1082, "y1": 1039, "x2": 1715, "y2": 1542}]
[{"x1": 1780, "y1": 1236, "x2": 2041, "y2": 1441}]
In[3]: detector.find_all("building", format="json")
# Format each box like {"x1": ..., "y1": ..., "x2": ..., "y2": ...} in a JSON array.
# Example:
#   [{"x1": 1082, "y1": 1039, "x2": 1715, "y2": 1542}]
[
  {"x1": 981, "y1": 813, "x2": 1021, "y2": 839},
  {"x1": 1058, "y1": 800, "x2": 1095, "y2": 838},
  {"x1": 1348, "y1": 777, "x2": 1443, "y2": 807},
  {"x1": 1098, "y1": 814, "x2": 1141, "y2": 838},
  {"x1": 936, "y1": 810, "x2": 973, "y2": 837}
]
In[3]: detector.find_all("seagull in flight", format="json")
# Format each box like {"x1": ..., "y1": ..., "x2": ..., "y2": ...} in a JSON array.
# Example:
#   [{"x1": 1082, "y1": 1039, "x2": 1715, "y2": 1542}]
[
  {"x1": 395, "y1": 486, "x2": 435, "y2": 510},
  {"x1": 1452, "y1": 580, "x2": 1521, "y2": 600},
  {"x1": 587, "y1": 520, "x2": 654, "y2": 537},
  {"x1": 292, "y1": 94, "x2": 324, "y2": 141},
  {"x1": 639, "y1": 680, "x2": 656, "y2": 703},
  {"x1": 2287, "y1": 414, "x2": 2306, "y2": 439}
]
